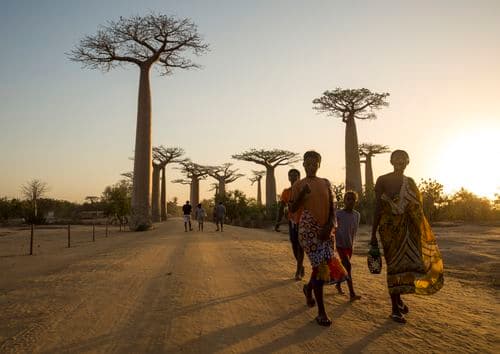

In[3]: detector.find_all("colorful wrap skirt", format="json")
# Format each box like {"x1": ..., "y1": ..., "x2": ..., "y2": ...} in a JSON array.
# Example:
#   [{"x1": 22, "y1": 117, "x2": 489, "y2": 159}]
[
  {"x1": 379, "y1": 177, "x2": 444, "y2": 295},
  {"x1": 299, "y1": 210, "x2": 348, "y2": 283}
]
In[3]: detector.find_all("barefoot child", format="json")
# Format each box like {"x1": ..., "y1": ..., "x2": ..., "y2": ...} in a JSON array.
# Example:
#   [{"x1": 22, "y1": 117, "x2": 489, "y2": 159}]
[
  {"x1": 335, "y1": 191, "x2": 362, "y2": 301},
  {"x1": 290, "y1": 150, "x2": 348, "y2": 327},
  {"x1": 275, "y1": 169, "x2": 305, "y2": 280}
]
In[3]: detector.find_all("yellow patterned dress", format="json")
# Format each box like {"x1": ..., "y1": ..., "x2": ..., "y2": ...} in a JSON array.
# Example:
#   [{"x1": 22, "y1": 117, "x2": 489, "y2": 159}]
[{"x1": 378, "y1": 177, "x2": 444, "y2": 295}]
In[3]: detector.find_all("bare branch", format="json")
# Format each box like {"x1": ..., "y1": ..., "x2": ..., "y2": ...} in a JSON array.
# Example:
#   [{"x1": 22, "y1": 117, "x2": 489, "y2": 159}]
[
  {"x1": 21, "y1": 179, "x2": 48, "y2": 201},
  {"x1": 68, "y1": 12, "x2": 209, "y2": 74},
  {"x1": 206, "y1": 163, "x2": 244, "y2": 185},
  {"x1": 153, "y1": 146, "x2": 185, "y2": 167}
]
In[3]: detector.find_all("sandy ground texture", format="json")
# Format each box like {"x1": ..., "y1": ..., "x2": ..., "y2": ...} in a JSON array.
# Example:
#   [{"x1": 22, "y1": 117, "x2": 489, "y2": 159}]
[{"x1": 0, "y1": 220, "x2": 498, "y2": 353}]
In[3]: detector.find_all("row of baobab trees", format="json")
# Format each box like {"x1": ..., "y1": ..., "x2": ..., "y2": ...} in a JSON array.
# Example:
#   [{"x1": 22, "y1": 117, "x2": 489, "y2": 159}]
[
  {"x1": 68, "y1": 12, "x2": 392, "y2": 230},
  {"x1": 126, "y1": 143, "x2": 391, "y2": 224}
]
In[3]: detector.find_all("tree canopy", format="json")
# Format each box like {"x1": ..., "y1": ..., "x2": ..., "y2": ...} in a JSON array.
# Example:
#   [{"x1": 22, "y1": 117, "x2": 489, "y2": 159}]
[
  {"x1": 232, "y1": 149, "x2": 300, "y2": 168},
  {"x1": 359, "y1": 143, "x2": 391, "y2": 157},
  {"x1": 68, "y1": 13, "x2": 209, "y2": 73},
  {"x1": 313, "y1": 88, "x2": 390, "y2": 122}
]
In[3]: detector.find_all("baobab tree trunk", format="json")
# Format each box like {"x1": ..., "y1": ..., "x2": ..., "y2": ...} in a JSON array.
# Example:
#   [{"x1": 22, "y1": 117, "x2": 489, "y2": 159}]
[
  {"x1": 265, "y1": 167, "x2": 277, "y2": 212},
  {"x1": 130, "y1": 65, "x2": 153, "y2": 231},
  {"x1": 218, "y1": 180, "x2": 226, "y2": 198},
  {"x1": 344, "y1": 116, "x2": 363, "y2": 195},
  {"x1": 257, "y1": 179, "x2": 262, "y2": 206},
  {"x1": 365, "y1": 155, "x2": 374, "y2": 192},
  {"x1": 151, "y1": 165, "x2": 161, "y2": 222},
  {"x1": 191, "y1": 178, "x2": 200, "y2": 211},
  {"x1": 160, "y1": 167, "x2": 167, "y2": 221}
]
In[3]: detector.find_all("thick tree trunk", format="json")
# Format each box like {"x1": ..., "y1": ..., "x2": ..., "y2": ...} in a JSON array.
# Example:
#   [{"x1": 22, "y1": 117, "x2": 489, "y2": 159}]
[
  {"x1": 365, "y1": 155, "x2": 374, "y2": 192},
  {"x1": 151, "y1": 165, "x2": 161, "y2": 222},
  {"x1": 265, "y1": 166, "x2": 277, "y2": 213},
  {"x1": 160, "y1": 167, "x2": 167, "y2": 221},
  {"x1": 345, "y1": 117, "x2": 363, "y2": 195},
  {"x1": 218, "y1": 180, "x2": 226, "y2": 198},
  {"x1": 130, "y1": 66, "x2": 153, "y2": 231},
  {"x1": 257, "y1": 179, "x2": 262, "y2": 206},
  {"x1": 191, "y1": 178, "x2": 200, "y2": 212}
]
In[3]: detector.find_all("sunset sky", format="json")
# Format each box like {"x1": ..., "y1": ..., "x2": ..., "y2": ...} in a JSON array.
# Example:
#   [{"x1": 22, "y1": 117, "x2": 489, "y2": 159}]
[{"x1": 1, "y1": 0, "x2": 499, "y2": 203}]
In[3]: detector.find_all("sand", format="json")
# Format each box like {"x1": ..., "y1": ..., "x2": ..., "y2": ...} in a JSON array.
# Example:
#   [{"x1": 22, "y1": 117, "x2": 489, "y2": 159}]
[{"x1": 0, "y1": 220, "x2": 498, "y2": 353}]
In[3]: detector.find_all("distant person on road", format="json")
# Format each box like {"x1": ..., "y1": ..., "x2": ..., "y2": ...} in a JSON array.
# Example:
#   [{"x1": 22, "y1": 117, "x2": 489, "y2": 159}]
[
  {"x1": 371, "y1": 149, "x2": 444, "y2": 323},
  {"x1": 290, "y1": 150, "x2": 348, "y2": 327},
  {"x1": 275, "y1": 168, "x2": 305, "y2": 280},
  {"x1": 182, "y1": 201, "x2": 193, "y2": 232},
  {"x1": 195, "y1": 203, "x2": 206, "y2": 231},
  {"x1": 335, "y1": 191, "x2": 362, "y2": 301},
  {"x1": 214, "y1": 202, "x2": 226, "y2": 232}
]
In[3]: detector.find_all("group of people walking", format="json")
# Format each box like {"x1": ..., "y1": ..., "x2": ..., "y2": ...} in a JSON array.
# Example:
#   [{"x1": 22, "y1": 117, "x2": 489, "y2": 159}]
[
  {"x1": 182, "y1": 200, "x2": 226, "y2": 232},
  {"x1": 276, "y1": 150, "x2": 444, "y2": 326}
]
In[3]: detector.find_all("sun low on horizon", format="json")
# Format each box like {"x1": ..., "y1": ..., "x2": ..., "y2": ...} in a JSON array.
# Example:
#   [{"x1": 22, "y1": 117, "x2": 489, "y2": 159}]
[{"x1": 431, "y1": 124, "x2": 500, "y2": 200}]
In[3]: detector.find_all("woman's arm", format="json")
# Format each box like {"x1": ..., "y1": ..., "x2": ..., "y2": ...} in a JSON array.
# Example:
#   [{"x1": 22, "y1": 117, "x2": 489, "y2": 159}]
[
  {"x1": 319, "y1": 179, "x2": 335, "y2": 241},
  {"x1": 371, "y1": 177, "x2": 383, "y2": 246}
]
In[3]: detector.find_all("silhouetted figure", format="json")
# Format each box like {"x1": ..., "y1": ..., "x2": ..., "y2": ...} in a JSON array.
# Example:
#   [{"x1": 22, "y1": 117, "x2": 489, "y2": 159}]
[
  {"x1": 195, "y1": 203, "x2": 206, "y2": 231},
  {"x1": 182, "y1": 201, "x2": 193, "y2": 232},
  {"x1": 371, "y1": 150, "x2": 444, "y2": 323},
  {"x1": 214, "y1": 202, "x2": 226, "y2": 232},
  {"x1": 275, "y1": 169, "x2": 305, "y2": 280},
  {"x1": 290, "y1": 151, "x2": 348, "y2": 327},
  {"x1": 335, "y1": 191, "x2": 361, "y2": 301}
]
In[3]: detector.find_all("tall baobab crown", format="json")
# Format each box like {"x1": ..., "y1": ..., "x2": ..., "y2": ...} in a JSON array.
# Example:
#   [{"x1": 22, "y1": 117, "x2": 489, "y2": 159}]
[
  {"x1": 68, "y1": 13, "x2": 208, "y2": 231},
  {"x1": 232, "y1": 149, "x2": 299, "y2": 210},
  {"x1": 68, "y1": 13, "x2": 209, "y2": 73},
  {"x1": 312, "y1": 88, "x2": 390, "y2": 194},
  {"x1": 312, "y1": 88, "x2": 389, "y2": 121}
]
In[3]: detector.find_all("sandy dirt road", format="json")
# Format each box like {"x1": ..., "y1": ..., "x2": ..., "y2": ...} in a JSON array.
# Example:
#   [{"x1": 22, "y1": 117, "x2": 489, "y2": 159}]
[{"x1": 0, "y1": 219, "x2": 498, "y2": 353}]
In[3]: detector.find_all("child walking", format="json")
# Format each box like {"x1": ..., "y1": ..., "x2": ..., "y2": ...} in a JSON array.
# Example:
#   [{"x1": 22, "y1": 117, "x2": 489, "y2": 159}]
[
  {"x1": 335, "y1": 191, "x2": 362, "y2": 301},
  {"x1": 195, "y1": 203, "x2": 206, "y2": 231}
]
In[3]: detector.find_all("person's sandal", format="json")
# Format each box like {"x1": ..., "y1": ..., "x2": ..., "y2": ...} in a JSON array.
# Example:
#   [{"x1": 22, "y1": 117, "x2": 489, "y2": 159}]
[
  {"x1": 398, "y1": 302, "x2": 409, "y2": 314},
  {"x1": 390, "y1": 313, "x2": 407, "y2": 323},
  {"x1": 315, "y1": 315, "x2": 332, "y2": 327}
]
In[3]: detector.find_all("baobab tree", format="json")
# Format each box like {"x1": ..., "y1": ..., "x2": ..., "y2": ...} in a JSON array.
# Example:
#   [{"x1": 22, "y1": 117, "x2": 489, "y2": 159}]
[
  {"x1": 176, "y1": 160, "x2": 209, "y2": 209},
  {"x1": 249, "y1": 170, "x2": 265, "y2": 206},
  {"x1": 313, "y1": 88, "x2": 389, "y2": 195},
  {"x1": 152, "y1": 146, "x2": 184, "y2": 221},
  {"x1": 232, "y1": 149, "x2": 299, "y2": 212},
  {"x1": 359, "y1": 143, "x2": 390, "y2": 191},
  {"x1": 172, "y1": 178, "x2": 192, "y2": 205},
  {"x1": 21, "y1": 179, "x2": 48, "y2": 218},
  {"x1": 151, "y1": 157, "x2": 163, "y2": 222},
  {"x1": 68, "y1": 13, "x2": 208, "y2": 231},
  {"x1": 206, "y1": 163, "x2": 244, "y2": 200}
]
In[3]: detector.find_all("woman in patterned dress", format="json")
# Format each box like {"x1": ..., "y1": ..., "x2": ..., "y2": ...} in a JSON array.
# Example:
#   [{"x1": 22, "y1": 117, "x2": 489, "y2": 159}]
[{"x1": 371, "y1": 150, "x2": 444, "y2": 323}]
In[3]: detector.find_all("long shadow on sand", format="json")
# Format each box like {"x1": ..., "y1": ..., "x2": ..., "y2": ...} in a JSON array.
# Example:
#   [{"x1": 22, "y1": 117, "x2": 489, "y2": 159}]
[
  {"x1": 168, "y1": 278, "x2": 292, "y2": 317},
  {"x1": 341, "y1": 318, "x2": 399, "y2": 353},
  {"x1": 176, "y1": 305, "x2": 317, "y2": 353}
]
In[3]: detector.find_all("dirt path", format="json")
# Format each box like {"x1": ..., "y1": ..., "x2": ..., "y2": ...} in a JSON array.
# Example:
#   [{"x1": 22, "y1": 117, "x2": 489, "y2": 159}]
[{"x1": 0, "y1": 220, "x2": 498, "y2": 353}]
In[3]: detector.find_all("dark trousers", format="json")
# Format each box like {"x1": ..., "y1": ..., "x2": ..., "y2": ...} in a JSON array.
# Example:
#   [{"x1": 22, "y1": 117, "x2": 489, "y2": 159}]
[{"x1": 289, "y1": 221, "x2": 304, "y2": 264}]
